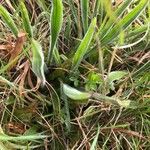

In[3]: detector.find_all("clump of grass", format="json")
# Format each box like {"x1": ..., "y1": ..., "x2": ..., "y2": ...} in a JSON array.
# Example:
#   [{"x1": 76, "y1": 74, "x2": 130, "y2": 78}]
[{"x1": 0, "y1": 0, "x2": 149, "y2": 149}]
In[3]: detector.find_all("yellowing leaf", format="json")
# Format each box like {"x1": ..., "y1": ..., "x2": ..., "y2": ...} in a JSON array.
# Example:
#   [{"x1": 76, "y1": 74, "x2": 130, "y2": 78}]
[{"x1": 9, "y1": 32, "x2": 26, "y2": 70}]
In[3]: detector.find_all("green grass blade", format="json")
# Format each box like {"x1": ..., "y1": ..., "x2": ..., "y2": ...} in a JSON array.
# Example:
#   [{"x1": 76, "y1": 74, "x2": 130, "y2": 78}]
[
  {"x1": 99, "y1": 0, "x2": 133, "y2": 39},
  {"x1": 31, "y1": 38, "x2": 46, "y2": 85},
  {"x1": 101, "y1": 0, "x2": 148, "y2": 46},
  {"x1": 127, "y1": 24, "x2": 149, "y2": 38},
  {"x1": 53, "y1": 47, "x2": 61, "y2": 65},
  {"x1": 81, "y1": 0, "x2": 89, "y2": 34},
  {"x1": 132, "y1": 60, "x2": 150, "y2": 78},
  {"x1": 0, "y1": 76, "x2": 15, "y2": 87},
  {"x1": 67, "y1": 0, "x2": 82, "y2": 38},
  {"x1": 60, "y1": 82, "x2": 71, "y2": 133},
  {"x1": 47, "y1": 0, "x2": 63, "y2": 65},
  {"x1": 20, "y1": 2, "x2": 33, "y2": 38},
  {"x1": 72, "y1": 18, "x2": 96, "y2": 70},
  {"x1": 67, "y1": 0, "x2": 78, "y2": 26},
  {"x1": 90, "y1": 125, "x2": 100, "y2": 150},
  {"x1": 0, "y1": 5, "x2": 18, "y2": 37},
  {"x1": 64, "y1": 15, "x2": 71, "y2": 40},
  {"x1": 36, "y1": 0, "x2": 48, "y2": 12},
  {"x1": 93, "y1": 0, "x2": 101, "y2": 18}
]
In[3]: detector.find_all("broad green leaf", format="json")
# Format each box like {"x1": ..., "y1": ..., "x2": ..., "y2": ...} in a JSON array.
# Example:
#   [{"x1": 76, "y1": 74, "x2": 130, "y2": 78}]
[
  {"x1": 20, "y1": 2, "x2": 33, "y2": 38},
  {"x1": 108, "y1": 71, "x2": 127, "y2": 83},
  {"x1": 107, "y1": 71, "x2": 127, "y2": 91},
  {"x1": 72, "y1": 18, "x2": 96, "y2": 70},
  {"x1": 85, "y1": 72, "x2": 103, "y2": 91},
  {"x1": 31, "y1": 38, "x2": 46, "y2": 85},
  {"x1": 63, "y1": 84, "x2": 91, "y2": 100},
  {"x1": 101, "y1": 0, "x2": 148, "y2": 45},
  {"x1": 0, "y1": 5, "x2": 18, "y2": 37},
  {"x1": 47, "y1": 0, "x2": 63, "y2": 64},
  {"x1": 81, "y1": 0, "x2": 89, "y2": 34}
]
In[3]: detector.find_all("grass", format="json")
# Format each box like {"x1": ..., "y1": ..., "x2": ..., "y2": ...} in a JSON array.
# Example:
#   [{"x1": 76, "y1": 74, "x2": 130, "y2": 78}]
[{"x1": 0, "y1": 0, "x2": 150, "y2": 149}]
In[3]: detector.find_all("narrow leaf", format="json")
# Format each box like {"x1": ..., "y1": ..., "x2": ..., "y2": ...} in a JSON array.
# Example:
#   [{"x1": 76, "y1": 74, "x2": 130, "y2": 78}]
[
  {"x1": 90, "y1": 125, "x2": 100, "y2": 150},
  {"x1": 67, "y1": 0, "x2": 78, "y2": 26},
  {"x1": 0, "y1": 134, "x2": 47, "y2": 141},
  {"x1": 72, "y1": 18, "x2": 96, "y2": 70},
  {"x1": 127, "y1": 24, "x2": 149, "y2": 38},
  {"x1": 0, "y1": 5, "x2": 18, "y2": 37},
  {"x1": 63, "y1": 84, "x2": 91, "y2": 101},
  {"x1": 0, "y1": 76, "x2": 15, "y2": 87},
  {"x1": 61, "y1": 82, "x2": 71, "y2": 133},
  {"x1": 132, "y1": 60, "x2": 150, "y2": 78},
  {"x1": 36, "y1": 0, "x2": 48, "y2": 12},
  {"x1": 81, "y1": 0, "x2": 89, "y2": 34},
  {"x1": 31, "y1": 38, "x2": 46, "y2": 85},
  {"x1": 93, "y1": 0, "x2": 101, "y2": 18},
  {"x1": 99, "y1": 0, "x2": 133, "y2": 39},
  {"x1": 53, "y1": 47, "x2": 61, "y2": 65},
  {"x1": 101, "y1": 0, "x2": 148, "y2": 45},
  {"x1": 20, "y1": 2, "x2": 33, "y2": 38},
  {"x1": 47, "y1": 0, "x2": 63, "y2": 64}
]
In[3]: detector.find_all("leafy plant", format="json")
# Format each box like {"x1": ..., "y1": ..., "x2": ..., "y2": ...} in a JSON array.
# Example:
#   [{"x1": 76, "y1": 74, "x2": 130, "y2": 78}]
[
  {"x1": 63, "y1": 83, "x2": 91, "y2": 101},
  {"x1": 47, "y1": 0, "x2": 63, "y2": 64},
  {"x1": 20, "y1": 1, "x2": 33, "y2": 38},
  {"x1": 72, "y1": 18, "x2": 96, "y2": 70},
  {"x1": 107, "y1": 71, "x2": 127, "y2": 90},
  {"x1": 0, "y1": 5, "x2": 18, "y2": 37},
  {"x1": 31, "y1": 38, "x2": 46, "y2": 85},
  {"x1": 81, "y1": 0, "x2": 89, "y2": 34},
  {"x1": 0, "y1": 0, "x2": 149, "y2": 149}
]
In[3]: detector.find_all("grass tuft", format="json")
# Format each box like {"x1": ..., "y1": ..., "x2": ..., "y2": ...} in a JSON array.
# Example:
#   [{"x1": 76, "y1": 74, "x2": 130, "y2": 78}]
[{"x1": 0, "y1": 0, "x2": 149, "y2": 149}]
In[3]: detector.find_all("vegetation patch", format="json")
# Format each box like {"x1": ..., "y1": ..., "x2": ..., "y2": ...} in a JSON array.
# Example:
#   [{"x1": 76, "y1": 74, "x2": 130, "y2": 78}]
[{"x1": 0, "y1": 0, "x2": 149, "y2": 149}]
